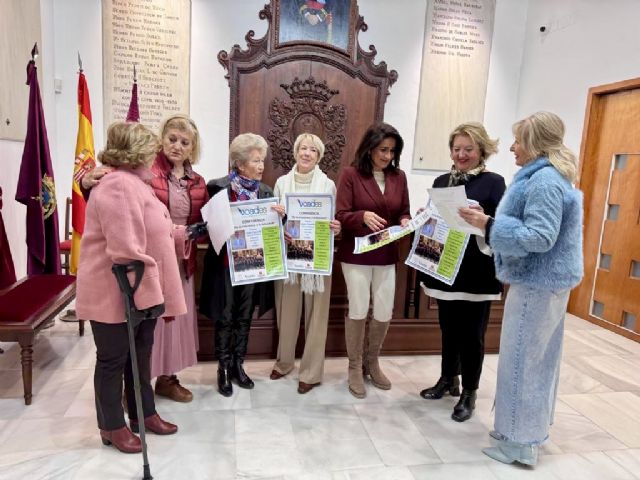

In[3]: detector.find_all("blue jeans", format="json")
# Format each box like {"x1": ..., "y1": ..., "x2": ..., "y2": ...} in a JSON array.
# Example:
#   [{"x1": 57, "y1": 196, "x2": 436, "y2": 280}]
[{"x1": 493, "y1": 283, "x2": 570, "y2": 446}]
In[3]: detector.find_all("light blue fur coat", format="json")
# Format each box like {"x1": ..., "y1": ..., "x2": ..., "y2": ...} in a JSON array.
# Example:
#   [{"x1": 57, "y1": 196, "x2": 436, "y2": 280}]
[{"x1": 491, "y1": 157, "x2": 584, "y2": 290}]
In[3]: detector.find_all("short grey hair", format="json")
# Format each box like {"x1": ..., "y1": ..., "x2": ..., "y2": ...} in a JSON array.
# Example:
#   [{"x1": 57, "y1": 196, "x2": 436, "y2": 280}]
[{"x1": 229, "y1": 133, "x2": 268, "y2": 170}]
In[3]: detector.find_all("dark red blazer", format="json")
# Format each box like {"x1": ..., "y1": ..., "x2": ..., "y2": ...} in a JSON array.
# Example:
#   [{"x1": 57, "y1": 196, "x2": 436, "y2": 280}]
[{"x1": 336, "y1": 166, "x2": 411, "y2": 265}]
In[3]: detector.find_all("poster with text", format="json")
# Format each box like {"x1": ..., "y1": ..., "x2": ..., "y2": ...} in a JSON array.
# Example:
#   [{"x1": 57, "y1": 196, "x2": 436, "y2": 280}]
[
  {"x1": 227, "y1": 198, "x2": 287, "y2": 286},
  {"x1": 405, "y1": 204, "x2": 470, "y2": 285},
  {"x1": 353, "y1": 209, "x2": 432, "y2": 254},
  {"x1": 284, "y1": 193, "x2": 334, "y2": 275}
]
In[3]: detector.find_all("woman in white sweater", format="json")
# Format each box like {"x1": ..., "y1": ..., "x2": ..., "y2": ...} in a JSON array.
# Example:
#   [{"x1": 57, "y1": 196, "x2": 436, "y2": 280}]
[{"x1": 269, "y1": 133, "x2": 341, "y2": 394}]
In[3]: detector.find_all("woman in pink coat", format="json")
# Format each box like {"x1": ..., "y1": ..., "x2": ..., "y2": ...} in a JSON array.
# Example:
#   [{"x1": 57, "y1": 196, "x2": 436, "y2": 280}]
[{"x1": 76, "y1": 122, "x2": 188, "y2": 454}]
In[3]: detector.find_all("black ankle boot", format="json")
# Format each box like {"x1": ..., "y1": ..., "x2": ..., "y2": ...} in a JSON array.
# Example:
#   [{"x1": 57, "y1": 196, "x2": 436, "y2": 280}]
[
  {"x1": 232, "y1": 359, "x2": 254, "y2": 389},
  {"x1": 451, "y1": 388, "x2": 477, "y2": 422},
  {"x1": 420, "y1": 376, "x2": 460, "y2": 399},
  {"x1": 217, "y1": 365, "x2": 233, "y2": 397}
]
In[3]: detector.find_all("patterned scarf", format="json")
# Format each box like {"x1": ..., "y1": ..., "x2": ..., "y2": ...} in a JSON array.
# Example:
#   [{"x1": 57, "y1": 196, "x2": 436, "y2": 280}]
[
  {"x1": 448, "y1": 162, "x2": 486, "y2": 186},
  {"x1": 229, "y1": 170, "x2": 260, "y2": 200}
]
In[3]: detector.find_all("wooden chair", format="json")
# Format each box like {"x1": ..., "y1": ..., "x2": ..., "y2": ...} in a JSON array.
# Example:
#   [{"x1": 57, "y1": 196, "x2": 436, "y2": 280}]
[{"x1": 59, "y1": 197, "x2": 72, "y2": 275}]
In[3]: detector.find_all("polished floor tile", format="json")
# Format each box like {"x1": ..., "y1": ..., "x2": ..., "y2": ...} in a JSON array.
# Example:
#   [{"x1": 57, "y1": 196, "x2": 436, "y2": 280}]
[{"x1": 0, "y1": 313, "x2": 639, "y2": 479}]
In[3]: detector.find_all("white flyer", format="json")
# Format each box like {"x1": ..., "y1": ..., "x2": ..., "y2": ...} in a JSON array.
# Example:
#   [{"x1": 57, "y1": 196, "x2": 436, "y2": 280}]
[
  {"x1": 200, "y1": 189, "x2": 234, "y2": 255},
  {"x1": 427, "y1": 186, "x2": 484, "y2": 236},
  {"x1": 284, "y1": 193, "x2": 334, "y2": 275},
  {"x1": 227, "y1": 198, "x2": 287, "y2": 286}
]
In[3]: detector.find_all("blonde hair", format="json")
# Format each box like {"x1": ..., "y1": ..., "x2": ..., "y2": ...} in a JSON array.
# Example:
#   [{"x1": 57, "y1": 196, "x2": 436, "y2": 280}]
[
  {"x1": 229, "y1": 133, "x2": 268, "y2": 170},
  {"x1": 98, "y1": 122, "x2": 159, "y2": 168},
  {"x1": 513, "y1": 111, "x2": 577, "y2": 181},
  {"x1": 448, "y1": 122, "x2": 499, "y2": 162},
  {"x1": 293, "y1": 133, "x2": 325, "y2": 162},
  {"x1": 159, "y1": 114, "x2": 201, "y2": 164}
]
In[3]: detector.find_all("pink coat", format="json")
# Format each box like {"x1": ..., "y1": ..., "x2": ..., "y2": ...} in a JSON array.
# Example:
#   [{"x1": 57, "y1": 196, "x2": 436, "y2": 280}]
[{"x1": 76, "y1": 167, "x2": 188, "y2": 324}]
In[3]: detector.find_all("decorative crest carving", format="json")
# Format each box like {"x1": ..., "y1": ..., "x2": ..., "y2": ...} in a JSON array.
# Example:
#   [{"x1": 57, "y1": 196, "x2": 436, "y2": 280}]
[
  {"x1": 280, "y1": 77, "x2": 339, "y2": 102},
  {"x1": 268, "y1": 76, "x2": 346, "y2": 174}
]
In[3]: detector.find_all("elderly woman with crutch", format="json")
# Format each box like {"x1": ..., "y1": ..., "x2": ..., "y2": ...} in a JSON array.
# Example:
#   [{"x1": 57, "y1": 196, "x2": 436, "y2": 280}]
[{"x1": 76, "y1": 121, "x2": 190, "y2": 454}]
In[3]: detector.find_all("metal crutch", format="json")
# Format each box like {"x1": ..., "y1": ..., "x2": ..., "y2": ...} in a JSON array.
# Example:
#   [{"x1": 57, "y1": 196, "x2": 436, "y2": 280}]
[{"x1": 112, "y1": 260, "x2": 164, "y2": 480}]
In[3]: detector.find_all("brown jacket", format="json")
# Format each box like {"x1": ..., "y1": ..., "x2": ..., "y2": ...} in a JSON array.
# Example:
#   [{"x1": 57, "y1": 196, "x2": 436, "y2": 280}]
[{"x1": 335, "y1": 166, "x2": 410, "y2": 265}]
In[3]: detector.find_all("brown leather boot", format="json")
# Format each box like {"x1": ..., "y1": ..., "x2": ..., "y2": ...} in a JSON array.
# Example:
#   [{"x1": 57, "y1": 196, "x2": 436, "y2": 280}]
[
  {"x1": 130, "y1": 413, "x2": 178, "y2": 435},
  {"x1": 154, "y1": 375, "x2": 193, "y2": 403},
  {"x1": 366, "y1": 319, "x2": 391, "y2": 390},
  {"x1": 100, "y1": 426, "x2": 142, "y2": 453},
  {"x1": 345, "y1": 317, "x2": 366, "y2": 399}
]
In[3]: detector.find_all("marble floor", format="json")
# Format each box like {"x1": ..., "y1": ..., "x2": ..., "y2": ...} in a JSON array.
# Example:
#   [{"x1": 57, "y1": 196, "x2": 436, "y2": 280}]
[{"x1": 0, "y1": 313, "x2": 639, "y2": 480}]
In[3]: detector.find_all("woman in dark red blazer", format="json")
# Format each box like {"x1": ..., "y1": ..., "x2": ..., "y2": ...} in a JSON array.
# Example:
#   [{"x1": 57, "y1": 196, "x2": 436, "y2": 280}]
[{"x1": 335, "y1": 123, "x2": 411, "y2": 398}]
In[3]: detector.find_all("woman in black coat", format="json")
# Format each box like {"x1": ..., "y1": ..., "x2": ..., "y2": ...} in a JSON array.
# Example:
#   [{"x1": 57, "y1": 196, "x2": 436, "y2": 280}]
[
  {"x1": 200, "y1": 133, "x2": 278, "y2": 397},
  {"x1": 418, "y1": 122, "x2": 506, "y2": 422}
]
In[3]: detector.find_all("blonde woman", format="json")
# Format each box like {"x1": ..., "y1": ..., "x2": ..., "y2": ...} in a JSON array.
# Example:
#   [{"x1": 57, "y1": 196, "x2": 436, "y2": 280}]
[
  {"x1": 418, "y1": 122, "x2": 506, "y2": 423},
  {"x1": 269, "y1": 133, "x2": 341, "y2": 394},
  {"x1": 149, "y1": 115, "x2": 209, "y2": 403},
  {"x1": 460, "y1": 112, "x2": 584, "y2": 466},
  {"x1": 76, "y1": 122, "x2": 187, "y2": 453}
]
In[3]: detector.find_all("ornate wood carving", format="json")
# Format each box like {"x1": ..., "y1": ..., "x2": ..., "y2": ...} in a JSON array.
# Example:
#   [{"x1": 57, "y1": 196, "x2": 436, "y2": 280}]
[
  {"x1": 268, "y1": 77, "x2": 346, "y2": 174},
  {"x1": 217, "y1": 2, "x2": 398, "y2": 151}
]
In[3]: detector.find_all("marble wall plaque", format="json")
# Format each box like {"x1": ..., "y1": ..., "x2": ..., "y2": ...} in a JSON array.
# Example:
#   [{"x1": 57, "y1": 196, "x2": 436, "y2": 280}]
[
  {"x1": 413, "y1": 0, "x2": 496, "y2": 171},
  {"x1": 102, "y1": 0, "x2": 191, "y2": 133}
]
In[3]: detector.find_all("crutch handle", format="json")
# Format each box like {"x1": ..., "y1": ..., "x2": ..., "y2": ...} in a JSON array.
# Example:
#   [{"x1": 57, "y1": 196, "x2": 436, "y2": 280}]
[
  {"x1": 112, "y1": 261, "x2": 145, "y2": 297},
  {"x1": 112, "y1": 261, "x2": 165, "y2": 325}
]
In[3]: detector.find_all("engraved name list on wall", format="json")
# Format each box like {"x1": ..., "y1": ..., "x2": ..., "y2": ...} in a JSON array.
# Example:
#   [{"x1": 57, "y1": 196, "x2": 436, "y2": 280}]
[
  {"x1": 428, "y1": 0, "x2": 488, "y2": 59},
  {"x1": 102, "y1": 0, "x2": 191, "y2": 132},
  {"x1": 413, "y1": 0, "x2": 496, "y2": 171}
]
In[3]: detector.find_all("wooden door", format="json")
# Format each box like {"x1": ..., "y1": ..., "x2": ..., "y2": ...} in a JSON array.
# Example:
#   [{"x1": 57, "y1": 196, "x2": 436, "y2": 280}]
[{"x1": 569, "y1": 79, "x2": 640, "y2": 343}]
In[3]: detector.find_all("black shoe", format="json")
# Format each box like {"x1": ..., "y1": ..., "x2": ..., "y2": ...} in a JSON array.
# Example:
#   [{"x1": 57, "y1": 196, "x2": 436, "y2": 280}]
[
  {"x1": 232, "y1": 359, "x2": 254, "y2": 389},
  {"x1": 420, "y1": 376, "x2": 460, "y2": 399},
  {"x1": 217, "y1": 366, "x2": 233, "y2": 397},
  {"x1": 451, "y1": 388, "x2": 477, "y2": 422}
]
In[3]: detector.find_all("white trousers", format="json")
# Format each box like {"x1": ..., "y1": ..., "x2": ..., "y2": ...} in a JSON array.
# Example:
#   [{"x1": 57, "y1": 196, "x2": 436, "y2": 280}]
[{"x1": 341, "y1": 263, "x2": 396, "y2": 322}]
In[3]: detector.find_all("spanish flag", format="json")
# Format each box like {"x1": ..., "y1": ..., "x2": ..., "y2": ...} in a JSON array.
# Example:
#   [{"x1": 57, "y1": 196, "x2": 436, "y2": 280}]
[{"x1": 70, "y1": 71, "x2": 95, "y2": 274}]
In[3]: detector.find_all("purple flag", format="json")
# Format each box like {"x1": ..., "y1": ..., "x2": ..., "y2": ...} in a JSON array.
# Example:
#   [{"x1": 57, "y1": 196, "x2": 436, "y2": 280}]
[
  {"x1": 0, "y1": 187, "x2": 17, "y2": 288},
  {"x1": 126, "y1": 80, "x2": 140, "y2": 122},
  {"x1": 15, "y1": 60, "x2": 61, "y2": 275}
]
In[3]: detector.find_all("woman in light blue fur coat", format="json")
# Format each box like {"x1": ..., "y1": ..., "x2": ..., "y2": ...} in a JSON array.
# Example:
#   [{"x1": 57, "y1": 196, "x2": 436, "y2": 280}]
[{"x1": 459, "y1": 111, "x2": 584, "y2": 467}]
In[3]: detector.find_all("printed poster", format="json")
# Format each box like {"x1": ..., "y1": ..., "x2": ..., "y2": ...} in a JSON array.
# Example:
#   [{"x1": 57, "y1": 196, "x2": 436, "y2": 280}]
[
  {"x1": 405, "y1": 203, "x2": 470, "y2": 286},
  {"x1": 284, "y1": 193, "x2": 334, "y2": 275},
  {"x1": 227, "y1": 198, "x2": 287, "y2": 286},
  {"x1": 353, "y1": 209, "x2": 432, "y2": 255}
]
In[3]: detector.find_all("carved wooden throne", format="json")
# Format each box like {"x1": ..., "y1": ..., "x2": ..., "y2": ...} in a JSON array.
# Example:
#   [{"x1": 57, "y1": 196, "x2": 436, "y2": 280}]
[{"x1": 217, "y1": 1, "x2": 397, "y2": 187}]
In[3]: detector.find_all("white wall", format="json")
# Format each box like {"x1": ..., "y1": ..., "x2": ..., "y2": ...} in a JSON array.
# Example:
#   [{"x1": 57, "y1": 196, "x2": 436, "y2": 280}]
[
  {"x1": 0, "y1": 0, "x2": 58, "y2": 279},
  {"x1": 515, "y1": 0, "x2": 640, "y2": 162},
  {"x1": 44, "y1": 0, "x2": 529, "y2": 214},
  {"x1": 3, "y1": 0, "x2": 640, "y2": 275}
]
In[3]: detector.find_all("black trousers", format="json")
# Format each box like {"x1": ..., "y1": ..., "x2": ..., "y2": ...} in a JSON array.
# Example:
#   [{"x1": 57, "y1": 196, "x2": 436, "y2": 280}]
[
  {"x1": 436, "y1": 299, "x2": 491, "y2": 390},
  {"x1": 215, "y1": 271, "x2": 255, "y2": 366},
  {"x1": 90, "y1": 318, "x2": 157, "y2": 430}
]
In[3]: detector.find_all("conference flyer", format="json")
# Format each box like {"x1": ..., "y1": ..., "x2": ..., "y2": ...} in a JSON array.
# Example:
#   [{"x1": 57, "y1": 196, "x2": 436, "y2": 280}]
[
  {"x1": 227, "y1": 198, "x2": 287, "y2": 286},
  {"x1": 284, "y1": 193, "x2": 334, "y2": 275}
]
